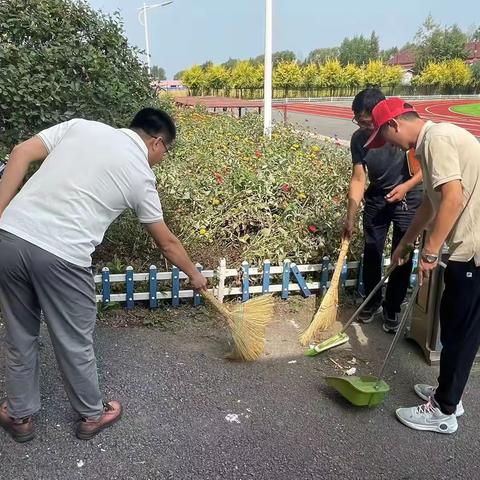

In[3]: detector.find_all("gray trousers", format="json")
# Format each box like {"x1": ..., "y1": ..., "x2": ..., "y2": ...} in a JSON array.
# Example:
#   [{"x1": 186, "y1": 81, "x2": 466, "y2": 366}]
[{"x1": 0, "y1": 230, "x2": 103, "y2": 419}]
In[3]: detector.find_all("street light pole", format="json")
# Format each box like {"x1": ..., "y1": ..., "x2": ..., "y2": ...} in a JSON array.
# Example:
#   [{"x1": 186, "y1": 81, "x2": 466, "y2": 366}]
[
  {"x1": 138, "y1": 1, "x2": 173, "y2": 76},
  {"x1": 263, "y1": 0, "x2": 273, "y2": 137},
  {"x1": 142, "y1": 2, "x2": 151, "y2": 75}
]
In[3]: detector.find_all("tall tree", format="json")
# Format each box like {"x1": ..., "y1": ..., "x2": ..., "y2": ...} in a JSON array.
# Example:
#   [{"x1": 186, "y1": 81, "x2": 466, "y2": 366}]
[
  {"x1": 174, "y1": 70, "x2": 184, "y2": 80},
  {"x1": 379, "y1": 47, "x2": 399, "y2": 63},
  {"x1": 414, "y1": 16, "x2": 469, "y2": 71},
  {"x1": 319, "y1": 59, "x2": 344, "y2": 93},
  {"x1": 251, "y1": 50, "x2": 296, "y2": 67},
  {"x1": 204, "y1": 64, "x2": 230, "y2": 94},
  {"x1": 471, "y1": 26, "x2": 480, "y2": 42},
  {"x1": 181, "y1": 65, "x2": 205, "y2": 94},
  {"x1": 151, "y1": 65, "x2": 166, "y2": 81},
  {"x1": 471, "y1": 61, "x2": 480, "y2": 90},
  {"x1": 339, "y1": 32, "x2": 379, "y2": 66},
  {"x1": 272, "y1": 61, "x2": 302, "y2": 96},
  {"x1": 305, "y1": 47, "x2": 340, "y2": 65},
  {"x1": 272, "y1": 50, "x2": 297, "y2": 66},
  {"x1": 369, "y1": 31, "x2": 380, "y2": 61},
  {"x1": 0, "y1": 0, "x2": 155, "y2": 149},
  {"x1": 222, "y1": 58, "x2": 239, "y2": 69},
  {"x1": 229, "y1": 60, "x2": 257, "y2": 97},
  {"x1": 200, "y1": 60, "x2": 214, "y2": 70}
]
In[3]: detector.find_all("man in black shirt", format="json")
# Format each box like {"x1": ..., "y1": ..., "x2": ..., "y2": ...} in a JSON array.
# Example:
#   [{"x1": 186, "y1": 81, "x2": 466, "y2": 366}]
[{"x1": 343, "y1": 88, "x2": 423, "y2": 332}]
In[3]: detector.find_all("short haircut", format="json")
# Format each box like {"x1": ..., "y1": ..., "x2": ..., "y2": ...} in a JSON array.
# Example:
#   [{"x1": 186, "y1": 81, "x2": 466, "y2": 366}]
[
  {"x1": 129, "y1": 108, "x2": 176, "y2": 144},
  {"x1": 380, "y1": 108, "x2": 421, "y2": 134},
  {"x1": 396, "y1": 105, "x2": 421, "y2": 120},
  {"x1": 352, "y1": 88, "x2": 386, "y2": 116}
]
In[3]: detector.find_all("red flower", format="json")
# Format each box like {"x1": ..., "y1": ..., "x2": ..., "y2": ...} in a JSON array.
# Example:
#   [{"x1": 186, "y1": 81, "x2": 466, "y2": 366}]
[
  {"x1": 308, "y1": 225, "x2": 318, "y2": 234},
  {"x1": 255, "y1": 150, "x2": 262, "y2": 158},
  {"x1": 280, "y1": 183, "x2": 291, "y2": 193},
  {"x1": 214, "y1": 172, "x2": 224, "y2": 184}
]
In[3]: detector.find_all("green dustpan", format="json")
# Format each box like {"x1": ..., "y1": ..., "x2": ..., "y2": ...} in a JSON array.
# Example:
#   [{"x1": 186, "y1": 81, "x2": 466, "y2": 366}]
[
  {"x1": 325, "y1": 375, "x2": 390, "y2": 407},
  {"x1": 325, "y1": 284, "x2": 420, "y2": 408}
]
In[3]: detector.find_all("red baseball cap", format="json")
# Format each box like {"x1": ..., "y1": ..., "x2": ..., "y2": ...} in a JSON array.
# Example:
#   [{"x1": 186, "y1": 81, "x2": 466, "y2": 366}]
[{"x1": 364, "y1": 97, "x2": 416, "y2": 149}]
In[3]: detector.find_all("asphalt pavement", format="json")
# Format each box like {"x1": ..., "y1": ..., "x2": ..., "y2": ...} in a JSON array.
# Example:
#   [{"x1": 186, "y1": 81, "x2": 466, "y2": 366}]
[{"x1": 1, "y1": 302, "x2": 479, "y2": 480}]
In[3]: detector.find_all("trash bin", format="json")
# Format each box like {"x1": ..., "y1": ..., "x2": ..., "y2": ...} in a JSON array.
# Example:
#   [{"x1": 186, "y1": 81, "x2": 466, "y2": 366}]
[
  {"x1": 408, "y1": 252, "x2": 446, "y2": 365},
  {"x1": 408, "y1": 243, "x2": 480, "y2": 365}
]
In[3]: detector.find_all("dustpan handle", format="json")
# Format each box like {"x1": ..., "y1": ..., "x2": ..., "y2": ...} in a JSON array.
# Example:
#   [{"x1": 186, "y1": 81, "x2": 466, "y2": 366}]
[
  {"x1": 340, "y1": 244, "x2": 414, "y2": 334},
  {"x1": 375, "y1": 283, "x2": 421, "y2": 382}
]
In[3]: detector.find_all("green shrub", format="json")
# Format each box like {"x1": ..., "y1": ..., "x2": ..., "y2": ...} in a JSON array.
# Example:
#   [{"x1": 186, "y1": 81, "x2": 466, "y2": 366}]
[
  {"x1": 98, "y1": 110, "x2": 359, "y2": 270},
  {"x1": 0, "y1": 0, "x2": 157, "y2": 149}
]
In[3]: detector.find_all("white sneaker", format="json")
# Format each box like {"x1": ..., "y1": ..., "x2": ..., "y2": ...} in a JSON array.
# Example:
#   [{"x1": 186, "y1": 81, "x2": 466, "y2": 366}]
[
  {"x1": 414, "y1": 384, "x2": 465, "y2": 417},
  {"x1": 396, "y1": 399, "x2": 458, "y2": 434}
]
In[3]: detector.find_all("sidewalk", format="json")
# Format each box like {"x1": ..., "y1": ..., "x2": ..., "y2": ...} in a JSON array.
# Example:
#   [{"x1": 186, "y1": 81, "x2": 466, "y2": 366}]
[{"x1": 1, "y1": 300, "x2": 479, "y2": 480}]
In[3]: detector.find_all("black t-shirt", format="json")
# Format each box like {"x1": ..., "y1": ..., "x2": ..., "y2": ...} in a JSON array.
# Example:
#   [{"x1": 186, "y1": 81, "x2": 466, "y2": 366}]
[{"x1": 350, "y1": 128, "x2": 418, "y2": 195}]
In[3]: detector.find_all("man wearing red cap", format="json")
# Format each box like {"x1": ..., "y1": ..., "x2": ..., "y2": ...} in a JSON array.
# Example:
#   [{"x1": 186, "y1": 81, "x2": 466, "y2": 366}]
[
  {"x1": 367, "y1": 97, "x2": 480, "y2": 434},
  {"x1": 344, "y1": 88, "x2": 423, "y2": 333}
]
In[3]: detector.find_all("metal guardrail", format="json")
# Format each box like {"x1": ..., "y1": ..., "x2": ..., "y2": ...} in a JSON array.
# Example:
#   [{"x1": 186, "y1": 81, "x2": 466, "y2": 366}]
[{"x1": 273, "y1": 94, "x2": 480, "y2": 104}]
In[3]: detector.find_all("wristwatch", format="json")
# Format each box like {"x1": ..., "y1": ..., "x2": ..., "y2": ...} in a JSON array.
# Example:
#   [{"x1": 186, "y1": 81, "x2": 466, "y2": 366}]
[{"x1": 421, "y1": 251, "x2": 439, "y2": 264}]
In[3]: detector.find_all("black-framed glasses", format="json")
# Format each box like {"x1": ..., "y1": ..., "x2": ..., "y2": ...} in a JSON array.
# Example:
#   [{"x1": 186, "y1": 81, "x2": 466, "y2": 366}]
[
  {"x1": 150, "y1": 134, "x2": 170, "y2": 154},
  {"x1": 352, "y1": 116, "x2": 373, "y2": 129}
]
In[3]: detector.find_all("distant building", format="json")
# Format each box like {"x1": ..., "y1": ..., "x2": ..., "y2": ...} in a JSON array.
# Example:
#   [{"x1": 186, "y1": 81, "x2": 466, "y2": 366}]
[
  {"x1": 152, "y1": 80, "x2": 187, "y2": 91},
  {"x1": 466, "y1": 41, "x2": 480, "y2": 65},
  {"x1": 388, "y1": 51, "x2": 416, "y2": 70},
  {"x1": 387, "y1": 42, "x2": 480, "y2": 85}
]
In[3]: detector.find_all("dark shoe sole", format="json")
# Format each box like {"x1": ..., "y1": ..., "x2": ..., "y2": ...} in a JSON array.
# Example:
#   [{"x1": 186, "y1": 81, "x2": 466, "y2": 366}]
[
  {"x1": 76, "y1": 409, "x2": 123, "y2": 441},
  {"x1": 0, "y1": 424, "x2": 35, "y2": 443}
]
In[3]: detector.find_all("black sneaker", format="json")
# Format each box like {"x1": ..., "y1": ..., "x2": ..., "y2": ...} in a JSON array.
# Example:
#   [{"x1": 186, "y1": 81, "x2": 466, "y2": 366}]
[
  {"x1": 382, "y1": 307, "x2": 400, "y2": 333},
  {"x1": 358, "y1": 303, "x2": 382, "y2": 324}
]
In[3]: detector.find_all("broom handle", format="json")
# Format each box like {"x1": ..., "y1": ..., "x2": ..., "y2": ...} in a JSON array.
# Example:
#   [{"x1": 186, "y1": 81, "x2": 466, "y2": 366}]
[
  {"x1": 330, "y1": 238, "x2": 350, "y2": 285},
  {"x1": 340, "y1": 264, "x2": 396, "y2": 334},
  {"x1": 375, "y1": 283, "x2": 421, "y2": 383},
  {"x1": 201, "y1": 290, "x2": 231, "y2": 318}
]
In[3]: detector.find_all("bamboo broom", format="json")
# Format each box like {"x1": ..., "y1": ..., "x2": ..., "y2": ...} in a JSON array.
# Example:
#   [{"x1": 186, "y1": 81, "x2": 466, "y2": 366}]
[
  {"x1": 299, "y1": 238, "x2": 350, "y2": 346},
  {"x1": 202, "y1": 291, "x2": 274, "y2": 361}
]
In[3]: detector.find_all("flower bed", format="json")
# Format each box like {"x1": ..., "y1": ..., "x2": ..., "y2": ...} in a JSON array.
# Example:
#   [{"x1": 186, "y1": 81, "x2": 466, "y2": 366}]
[{"x1": 97, "y1": 109, "x2": 359, "y2": 270}]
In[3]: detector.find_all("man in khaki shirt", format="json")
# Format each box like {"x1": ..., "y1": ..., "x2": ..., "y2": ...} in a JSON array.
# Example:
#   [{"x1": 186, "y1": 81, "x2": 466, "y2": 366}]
[{"x1": 365, "y1": 97, "x2": 480, "y2": 434}]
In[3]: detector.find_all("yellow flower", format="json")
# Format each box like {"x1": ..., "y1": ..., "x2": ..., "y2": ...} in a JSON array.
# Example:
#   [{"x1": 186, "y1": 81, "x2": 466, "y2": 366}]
[
  {"x1": 311, "y1": 145, "x2": 320, "y2": 152},
  {"x1": 297, "y1": 192, "x2": 306, "y2": 201},
  {"x1": 291, "y1": 143, "x2": 300, "y2": 150},
  {"x1": 199, "y1": 228, "x2": 207, "y2": 236},
  {"x1": 211, "y1": 198, "x2": 220, "y2": 206}
]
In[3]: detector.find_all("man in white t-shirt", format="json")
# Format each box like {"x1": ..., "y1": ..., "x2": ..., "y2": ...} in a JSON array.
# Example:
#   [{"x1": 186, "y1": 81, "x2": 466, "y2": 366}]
[{"x1": 0, "y1": 108, "x2": 207, "y2": 443}]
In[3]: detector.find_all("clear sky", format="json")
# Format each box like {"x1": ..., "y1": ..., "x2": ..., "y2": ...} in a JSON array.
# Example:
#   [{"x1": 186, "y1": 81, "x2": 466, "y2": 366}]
[{"x1": 87, "y1": 0, "x2": 478, "y2": 78}]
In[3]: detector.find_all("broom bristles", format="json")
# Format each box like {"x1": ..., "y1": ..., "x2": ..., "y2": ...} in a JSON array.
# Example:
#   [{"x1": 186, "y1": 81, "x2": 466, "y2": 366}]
[
  {"x1": 299, "y1": 287, "x2": 338, "y2": 346},
  {"x1": 228, "y1": 295, "x2": 274, "y2": 361},
  {"x1": 203, "y1": 292, "x2": 274, "y2": 361},
  {"x1": 299, "y1": 238, "x2": 350, "y2": 346}
]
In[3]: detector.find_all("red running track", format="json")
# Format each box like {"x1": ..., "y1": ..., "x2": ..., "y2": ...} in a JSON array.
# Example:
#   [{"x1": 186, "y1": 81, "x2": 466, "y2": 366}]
[{"x1": 285, "y1": 99, "x2": 480, "y2": 137}]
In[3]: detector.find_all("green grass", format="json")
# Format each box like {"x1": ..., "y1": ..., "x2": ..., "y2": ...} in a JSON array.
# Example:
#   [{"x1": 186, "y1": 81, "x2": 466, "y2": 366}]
[{"x1": 451, "y1": 103, "x2": 480, "y2": 117}]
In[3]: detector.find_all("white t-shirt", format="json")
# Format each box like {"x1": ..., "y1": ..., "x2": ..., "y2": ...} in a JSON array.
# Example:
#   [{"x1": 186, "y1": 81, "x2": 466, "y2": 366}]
[{"x1": 0, "y1": 119, "x2": 164, "y2": 267}]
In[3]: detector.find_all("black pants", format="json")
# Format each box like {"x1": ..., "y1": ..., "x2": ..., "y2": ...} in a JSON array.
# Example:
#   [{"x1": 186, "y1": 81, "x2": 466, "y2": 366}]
[
  {"x1": 435, "y1": 260, "x2": 480, "y2": 415},
  {"x1": 363, "y1": 190, "x2": 422, "y2": 316}
]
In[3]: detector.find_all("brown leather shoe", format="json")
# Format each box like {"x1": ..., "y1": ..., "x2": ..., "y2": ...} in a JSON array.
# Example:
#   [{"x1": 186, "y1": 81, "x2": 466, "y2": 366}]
[
  {"x1": 0, "y1": 401, "x2": 35, "y2": 443},
  {"x1": 76, "y1": 401, "x2": 122, "y2": 440}
]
